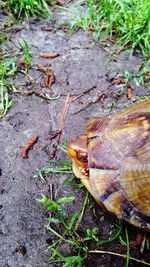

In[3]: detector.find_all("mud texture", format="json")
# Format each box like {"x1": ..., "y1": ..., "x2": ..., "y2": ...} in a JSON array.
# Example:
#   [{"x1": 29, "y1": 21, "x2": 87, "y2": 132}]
[{"x1": 0, "y1": 8, "x2": 150, "y2": 267}]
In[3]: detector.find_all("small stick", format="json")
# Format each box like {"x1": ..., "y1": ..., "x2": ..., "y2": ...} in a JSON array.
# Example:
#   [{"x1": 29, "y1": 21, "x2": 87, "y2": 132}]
[
  {"x1": 89, "y1": 250, "x2": 150, "y2": 266},
  {"x1": 127, "y1": 86, "x2": 132, "y2": 100},
  {"x1": 111, "y1": 77, "x2": 127, "y2": 85},
  {"x1": 21, "y1": 135, "x2": 39, "y2": 158},
  {"x1": 55, "y1": 0, "x2": 64, "y2": 6},
  {"x1": 71, "y1": 86, "x2": 96, "y2": 103},
  {"x1": 140, "y1": 234, "x2": 147, "y2": 254},
  {"x1": 11, "y1": 88, "x2": 58, "y2": 100},
  {"x1": 56, "y1": 93, "x2": 71, "y2": 145},
  {"x1": 114, "y1": 40, "x2": 130, "y2": 56},
  {"x1": 45, "y1": 70, "x2": 55, "y2": 88},
  {"x1": 107, "y1": 38, "x2": 116, "y2": 44},
  {"x1": 49, "y1": 183, "x2": 53, "y2": 200},
  {"x1": 74, "y1": 92, "x2": 107, "y2": 114},
  {"x1": 39, "y1": 53, "x2": 60, "y2": 59},
  {"x1": 101, "y1": 46, "x2": 110, "y2": 53},
  {"x1": 111, "y1": 77, "x2": 133, "y2": 100}
]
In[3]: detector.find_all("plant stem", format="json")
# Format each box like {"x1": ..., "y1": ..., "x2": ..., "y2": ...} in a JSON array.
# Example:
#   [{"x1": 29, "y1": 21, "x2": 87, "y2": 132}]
[{"x1": 88, "y1": 250, "x2": 150, "y2": 266}]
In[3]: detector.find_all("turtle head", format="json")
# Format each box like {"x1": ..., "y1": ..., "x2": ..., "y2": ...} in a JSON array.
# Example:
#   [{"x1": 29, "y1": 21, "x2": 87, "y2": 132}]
[{"x1": 67, "y1": 134, "x2": 88, "y2": 171}]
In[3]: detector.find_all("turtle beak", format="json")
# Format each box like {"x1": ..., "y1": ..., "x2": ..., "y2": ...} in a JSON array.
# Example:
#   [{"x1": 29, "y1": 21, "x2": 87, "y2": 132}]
[{"x1": 72, "y1": 160, "x2": 88, "y2": 179}]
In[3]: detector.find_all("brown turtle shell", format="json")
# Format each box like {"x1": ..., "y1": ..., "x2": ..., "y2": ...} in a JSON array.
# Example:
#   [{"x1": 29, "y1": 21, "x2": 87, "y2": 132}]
[{"x1": 87, "y1": 100, "x2": 150, "y2": 230}]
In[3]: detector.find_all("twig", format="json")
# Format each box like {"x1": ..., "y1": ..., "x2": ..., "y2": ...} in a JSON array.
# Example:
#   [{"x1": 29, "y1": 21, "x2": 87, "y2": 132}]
[
  {"x1": 56, "y1": 93, "x2": 71, "y2": 145},
  {"x1": 111, "y1": 77, "x2": 133, "y2": 100},
  {"x1": 71, "y1": 86, "x2": 96, "y2": 103},
  {"x1": 74, "y1": 92, "x2": 108, "y2": 114},
  {"x1": 21, "y1": 135, "x2": 39, "y2": 158},
  {"x1": 44, "y1": 69, "x2": 55, "y2": 88},
  {"x1": 111, "y1": 77, "x2": 127, "y2": 85},
  {"x1": 33, "y1": 64, "x2": 55, "y2": 87},
  {"x1": 48, "y1": 183, "x2": 53, "y2": 200},
  {"x1": 55, "y1": 0, "x2": 64, "y2": 6},
  {"x1": 88, "y1": 250, "x2": 150, "y2": 266},
  {"x1": 101, "y1": 46, "x2": 111, "y2": 53},
  {"x1": 140, "y1": 234, "x2": 147, "y2": 254},
  {"x1": 11, "y1": 88, "x2": 59, "y2": 100},
  {"x1": 39, "y1": 53, "x2": 60, "y2": 59},
  {"x1": 127, "y1": 86, "x2": 132, "y2": 100},
  {"x1": 114, "y1": 40, "x2": 130, "y2": 56}
]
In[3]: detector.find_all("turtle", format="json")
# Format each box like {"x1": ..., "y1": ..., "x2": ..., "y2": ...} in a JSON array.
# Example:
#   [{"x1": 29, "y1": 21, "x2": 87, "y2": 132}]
[{"x1": 67, "y1": 99, "x2": 150, "y2": 231}]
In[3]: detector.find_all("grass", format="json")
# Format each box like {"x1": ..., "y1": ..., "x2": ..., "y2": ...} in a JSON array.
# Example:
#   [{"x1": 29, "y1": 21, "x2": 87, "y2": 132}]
[
  {"x1": 0, "y1": 57, "x2": 17, "y2": 117},
  {"x1": 19, "y1": 39, "x2": 32, "y2": 73},
  {"x1": 0, "y1": 82, "x2": 13, "y2": 118},
  {"x1": 37, "y1": 179, "x2": 124, "y2": 266},
  {"x1": 1, "y1": 0, "x2": 52, "y2": 19},
  {"x1": 22, "y1": 40, "x2": 32, "y2": 67},
  {"x1": 36, "y1": 146, "x2": 150, "y2": 267},
  {"x1": 0, "y1": 38, "x2": 33, "y2": 117},
  {"x1": 37, "y1": 191, "x2": 88, "y2": 266},
  {"x1": 64, "y1": 0, "x2": 150, "y2": 57},
  {"x1": 88, "y1": 250, "x2": 150, "y2": 266},
  {"x1": 123, "y1": 59, "x2": 150, "y2": 87}
]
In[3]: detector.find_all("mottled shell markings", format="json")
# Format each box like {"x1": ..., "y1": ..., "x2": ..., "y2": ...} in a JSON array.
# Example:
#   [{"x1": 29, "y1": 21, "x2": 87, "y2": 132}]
[{"x1": 67, "y1": 100, "x2": 150, "y2": 231}]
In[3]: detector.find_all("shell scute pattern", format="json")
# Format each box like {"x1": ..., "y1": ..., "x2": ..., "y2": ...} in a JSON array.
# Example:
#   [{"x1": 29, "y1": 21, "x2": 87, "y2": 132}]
[
  {"x1": 87, "y1": 100, "x2": 150, "y2": 230},
  {"x1": 68, "y1": 100, "x2": 150, "y2": 230}
]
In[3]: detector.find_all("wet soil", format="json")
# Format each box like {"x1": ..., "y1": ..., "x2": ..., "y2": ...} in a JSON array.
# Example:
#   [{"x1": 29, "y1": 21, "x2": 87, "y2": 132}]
[{"x1": 0, "y1": 7, "x2": 150, "y2": 267}]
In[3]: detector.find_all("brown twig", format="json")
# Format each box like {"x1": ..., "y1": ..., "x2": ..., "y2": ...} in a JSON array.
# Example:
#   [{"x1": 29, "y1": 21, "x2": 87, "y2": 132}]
[
  {"x1": 39, "y1": 53, "x2": 60, "y2": 59},
  {"x1": 114, "y1": 40, "x2": 130, "y2": 56},
  {"x1": 10, "y1": 88, "x2": 59, "y2": 100},
  {"x1": 44, "y1": 69, "x2": 55, "y2": 88},
  {"x1": 56, "y1": 93, "x2": 71, "y2": 145},
  {"x1": 111, "y1": 77, "x2": 133, "y2": 100},
  {"x1": 4, "y1": 25, "x2": 25, "y2": 33},
  {"x1": 74, "y1": 92, "x2": 108, "y2": 114},
  {"x1": 101, "y1": 46, "x2": 111, "y2": 53},
  {"x1": 33, "y1": 64, "x2": 55, "y2": 88},
  {"x1": 127, "y1": 86, "x2": 132, "y2": 100},
  {"x1": 89, "y1": 250, "x2": 150, "y2": 266},
  {"x1": 140, "y1": 234, "x2": 147, "y2": 254},
  {"x1": 21, "y1": 135, "x2": 39, "y2": 158},
  {"x1": 55, "y1": 0, "x2": 64, "y2": 6},
  {"x1": 71, "y1": 86, "x2": 96, "y2": 103},
  {"x1": 111, "y1": 77, "x2": 127, "y2": 85},
  {"x1": 107, "y1": 38, "x2": 116, "y2": 45}
]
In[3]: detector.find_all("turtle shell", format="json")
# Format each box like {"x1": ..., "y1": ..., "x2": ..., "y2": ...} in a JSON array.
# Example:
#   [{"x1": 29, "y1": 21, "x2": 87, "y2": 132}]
[{"x1": 87, "y1": 100, "x2": 150, "y2": 230}]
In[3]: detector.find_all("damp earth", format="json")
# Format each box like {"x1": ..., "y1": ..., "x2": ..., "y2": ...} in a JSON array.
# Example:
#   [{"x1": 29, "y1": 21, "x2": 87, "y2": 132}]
[{"x1": 0, "y1": 7, "x2": 150, "y2": 267}]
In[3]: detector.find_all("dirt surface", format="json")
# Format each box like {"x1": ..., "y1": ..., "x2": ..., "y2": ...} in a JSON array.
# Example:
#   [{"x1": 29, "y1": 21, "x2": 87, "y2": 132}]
[{"x1": 0, "y1": 8, "x2": 150, "y2": 267}]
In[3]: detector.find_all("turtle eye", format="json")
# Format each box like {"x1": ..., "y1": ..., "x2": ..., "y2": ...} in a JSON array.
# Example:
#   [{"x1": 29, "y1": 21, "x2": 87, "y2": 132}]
[{"x1": 77, "y1": 152, "x2": 87, "y2": 163}]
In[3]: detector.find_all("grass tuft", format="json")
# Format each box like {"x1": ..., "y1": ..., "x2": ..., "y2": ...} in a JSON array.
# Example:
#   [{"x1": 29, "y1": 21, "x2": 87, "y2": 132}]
[
  {"x1": 0, "y1": 57, "x2": 17, "y2": 117},
  {"x1": 0, "y1": 38, "x2": 33, "y2": 117},
  {"x1": 65, "y1": 0, "x2": 150, "y2": 57},
  {"x1": 36, "y1": 144, "x2": 150, "y2": 266},
  {"x1": 36, "y1": 156, "x2": 135, "y2": 267},
  {"x1": 1, "y1": 0, "x2": 52, "y2": 19}
]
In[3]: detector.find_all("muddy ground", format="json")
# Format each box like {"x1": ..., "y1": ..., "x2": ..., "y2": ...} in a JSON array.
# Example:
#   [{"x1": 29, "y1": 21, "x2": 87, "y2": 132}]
[{"x1": 0, "y1": 7, "x2": 150, "y2": 267}]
